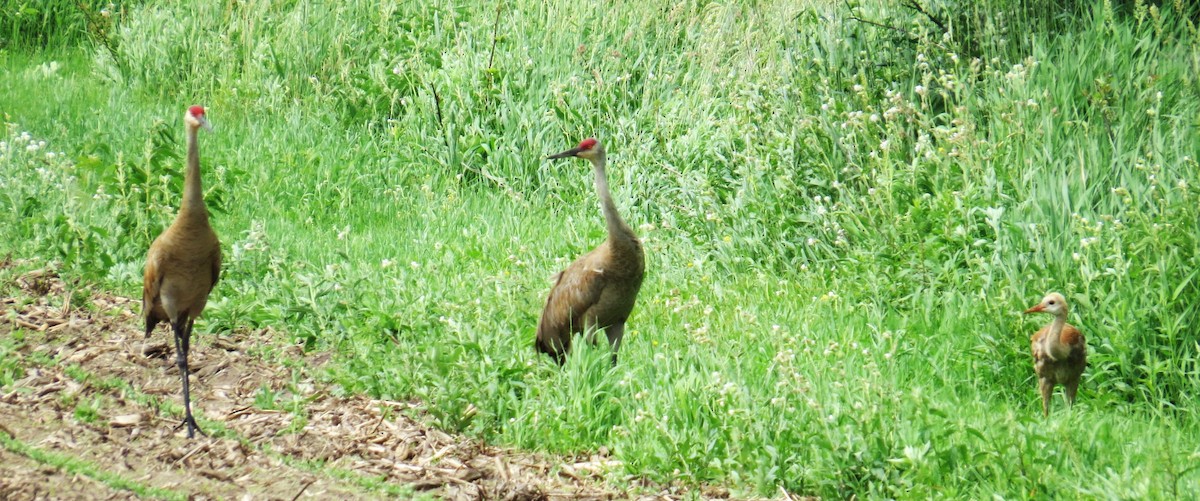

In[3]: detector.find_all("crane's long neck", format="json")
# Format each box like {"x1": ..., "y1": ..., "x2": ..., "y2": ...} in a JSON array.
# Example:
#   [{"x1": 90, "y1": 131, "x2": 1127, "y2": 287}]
[
  {"x1": 177, "y1": 125, "x2": 209, "y2": 225},
  {"x1": 1042, "y1": 314, "x2": 1070, "y2": 361},
  {"x1": 591, "y1": 155, "x2": 636, "y2": 244}
]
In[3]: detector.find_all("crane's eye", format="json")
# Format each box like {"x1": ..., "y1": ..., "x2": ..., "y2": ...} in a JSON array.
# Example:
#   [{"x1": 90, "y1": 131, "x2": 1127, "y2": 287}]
[{"x1": 1048, "y1": 300, "x2": 1055, "y2": 305}]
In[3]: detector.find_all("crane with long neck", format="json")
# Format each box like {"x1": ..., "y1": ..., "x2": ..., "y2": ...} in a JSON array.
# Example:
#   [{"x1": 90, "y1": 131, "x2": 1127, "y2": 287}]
[
  {"x1": 142, "y1": 105, "x2": 221, "y2": 438},
  {"x1": 536, "y1": 138, "x2": 644, "y2": 365},
  {"x1": 1024, "y1": 292, "x2": 1087, "y2": 416}
]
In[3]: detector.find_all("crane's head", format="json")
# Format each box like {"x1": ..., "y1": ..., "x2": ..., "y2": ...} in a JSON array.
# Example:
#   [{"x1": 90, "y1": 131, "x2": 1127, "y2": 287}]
[
  {"x1": 548, "y1": 138, "x2": 604, "y2": 163},
  {"x1": 185, "y1": 105, "x2": 213, "y2": 132},
  {"x1": 1024, "y1": 292, "x2": 1068, "y2": 317}
]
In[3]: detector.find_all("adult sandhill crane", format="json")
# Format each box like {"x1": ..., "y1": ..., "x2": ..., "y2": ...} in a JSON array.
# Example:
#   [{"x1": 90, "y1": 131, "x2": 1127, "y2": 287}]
[
  {"x1": 536, "y1": 138, "x2": 644, "y2": 365},
  {"x1": 1024, "y1": 292, "x2": 1087, "y2": 417},
  {"x1": 143, "y1": 105, "x2": 221, "y2": 438}
]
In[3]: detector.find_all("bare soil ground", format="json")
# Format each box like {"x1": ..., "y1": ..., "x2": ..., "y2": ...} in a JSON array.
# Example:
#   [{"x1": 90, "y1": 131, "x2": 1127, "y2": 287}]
[
  {"x1": 0, "y1": 447, "x2": 132, "y2": 500},
  {"x1": 0, "y1": 265, "x2": 724, "y2": 501}
]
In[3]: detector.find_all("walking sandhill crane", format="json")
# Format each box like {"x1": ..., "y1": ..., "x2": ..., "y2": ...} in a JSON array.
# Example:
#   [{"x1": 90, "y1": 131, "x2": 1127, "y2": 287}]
[
  {"x1": 143, "y1": 105, "x2": 221, "y2": 438},
  {"x1": 536, "y1": 138, "x2": 644, "y2": 365},
  {"x1": 1024, "y1": 292, "x2": 1087, "y2": 416}
]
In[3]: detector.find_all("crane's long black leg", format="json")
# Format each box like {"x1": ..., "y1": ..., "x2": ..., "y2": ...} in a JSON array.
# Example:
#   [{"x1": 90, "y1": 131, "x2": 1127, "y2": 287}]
[{"x1": 173, "y1": 317, "x2": 203, "y2": 438}]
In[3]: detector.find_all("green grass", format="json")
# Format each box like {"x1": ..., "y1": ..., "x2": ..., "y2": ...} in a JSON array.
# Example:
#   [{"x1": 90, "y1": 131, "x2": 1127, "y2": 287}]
[
  {"x1": 0, "y1": 330, "x2": 25, "y2": 386},
  {"x1": 2, "y1": 0, "x2": 1200, "y2": 498}
]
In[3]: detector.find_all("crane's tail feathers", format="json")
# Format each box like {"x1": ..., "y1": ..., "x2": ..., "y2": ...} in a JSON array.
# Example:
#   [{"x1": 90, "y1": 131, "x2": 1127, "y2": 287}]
[
  {"x1": 144, "y1": 316, "x2": 156, "y2": 338},
  {"x1": 535, "y1": 336, "x2": 567, "y2": 366}
]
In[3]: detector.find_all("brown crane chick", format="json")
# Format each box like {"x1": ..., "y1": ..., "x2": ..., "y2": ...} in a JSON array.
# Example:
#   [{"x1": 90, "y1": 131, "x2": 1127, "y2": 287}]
[
  {"x1": 143, "y1": 105, "x2": 221, "y2": 438},
  {"x1": 536, "y1": 138, "x2": 644, "y2": 366},
  {"x1": 1024, "y1": 292, "x2": 1086, "y2": 417}
]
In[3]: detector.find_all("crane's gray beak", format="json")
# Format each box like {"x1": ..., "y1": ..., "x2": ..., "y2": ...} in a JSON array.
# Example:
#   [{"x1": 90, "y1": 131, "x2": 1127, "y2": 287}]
[
  {"x1": 547, "y1": 146, "x2": 582, "y2": 159},
  {"x1": 198, "y1": 116, "x2": 214, "y2": 131}
]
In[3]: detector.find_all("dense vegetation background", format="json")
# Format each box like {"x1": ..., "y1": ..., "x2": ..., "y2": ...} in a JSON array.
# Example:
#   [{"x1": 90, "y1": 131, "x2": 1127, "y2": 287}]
[{"x1": 2, "y1": 0, "x2": 1198, "y2": 497}]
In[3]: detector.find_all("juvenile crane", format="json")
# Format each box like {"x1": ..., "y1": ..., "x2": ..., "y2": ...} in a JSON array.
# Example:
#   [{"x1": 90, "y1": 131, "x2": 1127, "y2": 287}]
[
  {"x1": 143, "y1": 105, "x2": 221, "y2": 438},
  {"x1": 1024, "y1": 292, "x2": 1087, "y2": 417},
  {"x1": 536, "y1": 138, "x2": 644, "y2": 365}
]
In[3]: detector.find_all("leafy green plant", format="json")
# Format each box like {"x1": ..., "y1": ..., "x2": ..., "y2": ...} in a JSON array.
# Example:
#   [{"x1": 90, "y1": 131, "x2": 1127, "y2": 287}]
[
  {"x1": 0, "y1": 342, "x2": 25, "y2": 388},
  {"x1": 73, "y1": 395, "x2": 104, "y2": 424},
  {"x1": 253, "y1": 385, "x2": 279, "y2": 411},
  {"x1": 0, "y1": 0, "x2": 88, "y2": 49}
]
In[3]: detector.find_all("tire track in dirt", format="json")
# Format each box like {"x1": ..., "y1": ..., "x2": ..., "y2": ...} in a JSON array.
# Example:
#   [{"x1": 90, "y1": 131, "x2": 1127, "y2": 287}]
[{"x1": 1, "y1": 267, "x2": 635, "y2": 500}]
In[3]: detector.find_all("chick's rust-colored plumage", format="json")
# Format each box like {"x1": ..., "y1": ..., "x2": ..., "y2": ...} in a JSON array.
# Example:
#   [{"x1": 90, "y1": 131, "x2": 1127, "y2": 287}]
[{"x1": 1024, "y1": 292, "x2": 1086, "y2": 416}]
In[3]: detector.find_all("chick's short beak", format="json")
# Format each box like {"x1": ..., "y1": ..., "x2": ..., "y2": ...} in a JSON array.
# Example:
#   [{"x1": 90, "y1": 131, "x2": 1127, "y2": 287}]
[{"x1": 1023, "y1": 304, "x2": 1044, "y2": 314}]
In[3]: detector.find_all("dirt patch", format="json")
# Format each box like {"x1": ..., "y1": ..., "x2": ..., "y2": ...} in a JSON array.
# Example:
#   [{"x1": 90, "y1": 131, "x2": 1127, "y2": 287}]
[
  {"x1": 0, "y1": 446, "x2": 133, "y2": 501},
  {"x1": 0, "y1": 365, "x2": 364, "y2": 500},
  {"x1": 1, "y1": 266, "x2": 712, "y2": 500}
]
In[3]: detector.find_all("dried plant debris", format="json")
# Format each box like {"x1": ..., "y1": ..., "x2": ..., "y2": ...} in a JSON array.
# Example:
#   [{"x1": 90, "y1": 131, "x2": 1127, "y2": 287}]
[{"x1": 1, "y1": 268, "x2": 747, "y2": 500}]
